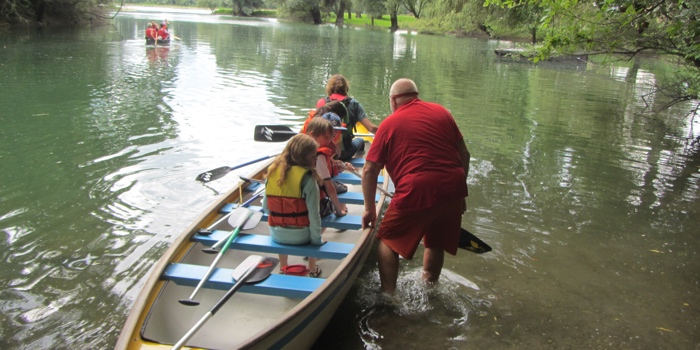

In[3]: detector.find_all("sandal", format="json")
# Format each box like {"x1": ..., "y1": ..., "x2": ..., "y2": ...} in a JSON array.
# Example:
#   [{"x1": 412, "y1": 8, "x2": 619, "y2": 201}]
[
  {"x1": 308, "y1": 266, "x2": 322, "y2": 278},
  {"x1": 280, "y1": 264, "x2": 308, "y2": 276}
]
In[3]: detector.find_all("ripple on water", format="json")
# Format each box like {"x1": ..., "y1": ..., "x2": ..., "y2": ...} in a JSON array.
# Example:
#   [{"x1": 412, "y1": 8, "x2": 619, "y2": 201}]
[{"x1": 354, "y1": 267, "x2": 492, "y2": 349}]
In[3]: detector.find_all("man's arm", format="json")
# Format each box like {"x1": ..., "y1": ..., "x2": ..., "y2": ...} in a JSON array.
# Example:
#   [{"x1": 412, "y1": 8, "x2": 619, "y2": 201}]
[
  {"x1": 458, "y1": 138, "x2": 470, "y2": 193},
  {"x1": 361, "y1": 160, "x2": 383, "y2": 229},
  {"x1": 360, "y1": 118, "x2": 379, "y2": 133}
]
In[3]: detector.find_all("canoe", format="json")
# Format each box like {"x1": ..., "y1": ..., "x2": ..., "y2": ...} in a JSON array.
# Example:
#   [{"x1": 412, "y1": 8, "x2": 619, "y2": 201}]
[
  {"x1": 494, "y1": 48, "x2": 588, "y2": 62},
  {"x1": 115, "y1": 123, "x2": 390, "y2": 349},
  {"x1": 146, "y1": 38, "x2": 170, "y2": 45}
]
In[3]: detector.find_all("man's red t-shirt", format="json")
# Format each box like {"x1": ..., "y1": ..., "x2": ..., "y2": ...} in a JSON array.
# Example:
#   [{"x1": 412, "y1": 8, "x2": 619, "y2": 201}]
[{"x1": 366, "y1": 99, "x2": 467, "y2": 210}]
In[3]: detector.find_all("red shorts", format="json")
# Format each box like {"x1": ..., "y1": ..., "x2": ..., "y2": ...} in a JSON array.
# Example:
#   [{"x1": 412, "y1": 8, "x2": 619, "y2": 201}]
[{"x1": 377, "y1": 197, "x2": 464, "y2": 259}]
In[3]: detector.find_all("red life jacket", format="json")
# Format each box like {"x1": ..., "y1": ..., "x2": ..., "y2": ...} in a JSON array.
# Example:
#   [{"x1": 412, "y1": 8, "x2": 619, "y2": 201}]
[
  {"x1": 266, "y1": 165, "x2": 311, "y2": 227},
  {"x1": 317, "y1": 147, "x2": 339, "y2": 178}
]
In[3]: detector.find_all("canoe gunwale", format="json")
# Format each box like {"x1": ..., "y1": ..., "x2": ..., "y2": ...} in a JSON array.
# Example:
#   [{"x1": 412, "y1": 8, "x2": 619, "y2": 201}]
[
  {"x1": 116, "y1": 147, "x2": 391, "y2": 349},
  {"x1": 115, "y1": 160, "x2": 273, "y2": 350}
]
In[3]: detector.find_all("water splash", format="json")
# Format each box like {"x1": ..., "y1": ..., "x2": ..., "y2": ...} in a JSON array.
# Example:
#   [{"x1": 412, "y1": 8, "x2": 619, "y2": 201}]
[{"x1": 354, "y1": 267, "x2": 491, "y2": 349}]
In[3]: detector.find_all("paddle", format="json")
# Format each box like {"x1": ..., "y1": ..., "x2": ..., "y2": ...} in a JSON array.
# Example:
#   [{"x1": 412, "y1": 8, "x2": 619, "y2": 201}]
[
  {"x1": 202, "y1": 206, "x2": 263, "y2": 254},
  {"x1": 348, "y1": 169, "x2": 492, "y2": 254},
  {"x1": 172, "y1": 255, "x2": 279, "y2": 350},
  {"x1": 254, "y1": 125, "x2": 372, "y2": 142},
  {"x1": 180, "y1": 207, "x2": 259, "y2": 306},
  {"x1": 195, "y1": 153, "x2": 279, "y2": 183},
  {"x1": 197, "y1": 186, "x2": 265, "y2": 236},
  {"x1": 459, "y1": 228, "x2": 491, "y2": 253}
]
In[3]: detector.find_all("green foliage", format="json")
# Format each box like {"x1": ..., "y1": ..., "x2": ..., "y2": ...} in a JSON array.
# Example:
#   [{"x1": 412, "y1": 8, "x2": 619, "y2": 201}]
[
  {"x1": 231, "y1": 0, "x2": 266, "y2": 15},
  {"x1": 481, "y1": 0, "x2": 700, "y2": 106},
  {"x1": 1, "y1": 0, "x2": 109, "y2": 25},
  {"x1": 337, "y1": 13, "x2": 417, "y2": 29},
  {"x1": 272, "y1": 0, "x2": 324, "y2": 22},
  {"x1": 197, "y1": 0, "x2": 222, "y2": 12}
]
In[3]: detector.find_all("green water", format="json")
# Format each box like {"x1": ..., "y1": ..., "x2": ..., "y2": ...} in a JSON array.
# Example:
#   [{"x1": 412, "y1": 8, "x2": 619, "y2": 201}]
[{"x1": 0, "y1": 9, "x2": 698, "y2": 349}]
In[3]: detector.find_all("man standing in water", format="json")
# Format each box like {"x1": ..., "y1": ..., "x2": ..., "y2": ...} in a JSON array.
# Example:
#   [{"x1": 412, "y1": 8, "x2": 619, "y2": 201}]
[{"x1": 361, "y1": 78, "x2": 471, "y2": 295}]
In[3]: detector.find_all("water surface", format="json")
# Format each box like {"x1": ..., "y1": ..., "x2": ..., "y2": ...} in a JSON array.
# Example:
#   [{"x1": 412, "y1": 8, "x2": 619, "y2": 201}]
[{"x1": 0, "y1": 10, "x2": 698, "y2": 349}]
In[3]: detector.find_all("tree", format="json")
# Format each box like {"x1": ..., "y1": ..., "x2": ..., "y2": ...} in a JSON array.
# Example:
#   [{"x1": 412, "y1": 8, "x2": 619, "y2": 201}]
[
  {"x1": 231, "y1": 0, "x2": 265, "y2": 16},
  {"x1": 197, "y1": 0, "x2": 223, "y2": 13},
  {"x1": 403, "y1": 0, "x2": 431, "y2": 18},
  {"x1": 485, "y1": 0, "x2": 700, "y2": 110},
  {"x1": 1, "y1": 0, "x2": 108, "y2": 25},
  {"x1": 386, "y1": 0, "x2": 401, "y2": 31},
  {"x1": 335, "y1": 0, "x2": 346, "y2": 26},
  {"x1": 272, "y1": 0, "x2": 325, "y2": 23}
]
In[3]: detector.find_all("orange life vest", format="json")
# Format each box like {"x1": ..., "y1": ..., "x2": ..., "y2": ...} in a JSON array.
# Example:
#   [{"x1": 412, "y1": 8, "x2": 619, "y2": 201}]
[
  {"x1": 317, "y1": 147, "x2": 339, "y2": 178},
  {"x1": 266, "y1": 165, "x2": 311, "y2": 227}
]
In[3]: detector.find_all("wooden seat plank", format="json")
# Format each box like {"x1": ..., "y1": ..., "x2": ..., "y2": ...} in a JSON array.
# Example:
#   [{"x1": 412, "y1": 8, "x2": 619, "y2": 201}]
[
  {"x1": 218, "y1": 205, "x2": 363, "y2": 230},
  {"x1": 162, "y1": 263, "x2": 322, "y2": 299},
  {"x1": 332, "y1": 173, "x2": 384, "y2": 185},
  {"x1": 192, "y1": 232, "x2": 354, "y2": 259}
]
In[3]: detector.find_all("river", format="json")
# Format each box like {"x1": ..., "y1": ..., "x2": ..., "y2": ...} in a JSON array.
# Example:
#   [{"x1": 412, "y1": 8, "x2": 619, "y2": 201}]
[{"x1": 0, "y1": 8, "x2": 698, "y2": 350}]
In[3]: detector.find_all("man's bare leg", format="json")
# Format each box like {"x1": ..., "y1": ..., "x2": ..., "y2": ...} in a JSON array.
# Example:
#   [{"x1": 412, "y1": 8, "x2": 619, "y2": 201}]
[
  {"x1": 422, "y1": 247, "x2": 444, "y2": 283},
  {"x1": 377, "y1": 240, "x2": 399, "y2": 295}
]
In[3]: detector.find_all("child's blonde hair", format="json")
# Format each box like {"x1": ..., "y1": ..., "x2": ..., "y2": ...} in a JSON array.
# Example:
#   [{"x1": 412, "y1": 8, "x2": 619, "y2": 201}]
[
  {"x1": 267, "y1": 134, "x2": 321, "y2": 186},
  {"x1": 305, "y1": 117, "x2": 333, "y2": 139}
]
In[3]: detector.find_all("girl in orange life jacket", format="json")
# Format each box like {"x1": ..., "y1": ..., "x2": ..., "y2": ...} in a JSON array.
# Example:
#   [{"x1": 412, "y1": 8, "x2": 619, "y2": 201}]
[
  {"x1": 305, "y1": 116, "x2": 354, "y2": 219},
  {"x1": 262, "y1": 134, "x2": 325, "y2": 277}
]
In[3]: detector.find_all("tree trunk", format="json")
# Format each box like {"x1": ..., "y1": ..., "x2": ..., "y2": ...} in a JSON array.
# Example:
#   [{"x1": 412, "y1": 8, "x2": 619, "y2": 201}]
[
  {"x1": 335, "y1": 0, "x2": 345, "y2": 26},
  {"x1": 311, "y1": 8, "x2": 322, "y2": 24},
  {"x1": 347, "y1": 4, "x2": 352, "y2": 19},
  {"x1": 390, "y1": 12, "x2": 398, "y2": 31},
  {"x1": 531, "y1": 26, "x2": 537, "y2": 44},
  {"x1": 33, "y1": 0, "x2": 46, "y2": 23},
  {"x1": 356, "y1": 11, "x2": 362, "y2": 19}
]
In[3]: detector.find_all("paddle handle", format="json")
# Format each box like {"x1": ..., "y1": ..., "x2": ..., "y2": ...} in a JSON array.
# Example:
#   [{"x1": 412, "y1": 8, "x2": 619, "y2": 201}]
[
  {"x1": 172, "y1": 312, "x2": 214, "y2": 350},
  {"x1": 172, "y1": 256, "x2": 262, "y2": 349}
]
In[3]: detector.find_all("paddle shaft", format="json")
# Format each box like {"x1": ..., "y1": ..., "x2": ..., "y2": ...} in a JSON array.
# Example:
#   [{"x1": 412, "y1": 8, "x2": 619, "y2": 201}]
[
  {"x1": 172, "y1": 256, "x2": 263, "y2": 350},
  {"x1": 195, "y1": 153, "x2": 279, "y2": 182},
  {"x1": 199, "y1": 187, "x2": 264, "y2": 234},
  {"x1": 207, "y1": 191, "x2": 264, "y2": 251},
  {"x1": 182, "y1": 210, "x2": 254, "y2": 303}
]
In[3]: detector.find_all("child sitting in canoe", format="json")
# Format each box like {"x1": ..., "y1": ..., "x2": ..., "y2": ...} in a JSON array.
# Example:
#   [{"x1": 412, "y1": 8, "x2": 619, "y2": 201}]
[
  {"x1": 262, "y1": 134, "x2": 325, "y2": 277},
  {"x1": 305, "y1": 115, "x2": 354, "y2": 218}
]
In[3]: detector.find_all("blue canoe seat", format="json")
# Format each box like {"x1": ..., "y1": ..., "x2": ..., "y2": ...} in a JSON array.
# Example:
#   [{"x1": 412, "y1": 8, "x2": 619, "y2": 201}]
[
  {"x1": 219, "y1": 205, "x2": 363, "y2": 230},
  {"x1": 162, "y1": 263, "x2": 323, "y2": 299},
  {"x1": 348, "y1": 158, "x2": 365, "y2": 167},
  {"x1": 192, "y1": 231, "x2": 355, "y2": 260},
  {"x1": 332, "y1": 173, "x2": 384, "y2": 185},
  {"x1": 337, "y1": 191, "x2": 378, "y2": 205}
]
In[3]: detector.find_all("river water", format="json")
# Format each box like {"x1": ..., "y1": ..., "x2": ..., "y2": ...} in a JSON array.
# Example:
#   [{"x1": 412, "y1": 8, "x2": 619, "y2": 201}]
[{"x1": 0, "y1": 9, "x2": 698, "y2": 350}]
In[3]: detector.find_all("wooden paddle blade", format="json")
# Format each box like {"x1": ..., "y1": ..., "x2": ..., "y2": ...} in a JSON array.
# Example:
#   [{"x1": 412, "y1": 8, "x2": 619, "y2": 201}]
[
  {"x1": 227, "y1": 210, "x2": 263, "y2": 230},
  {"x1": 254, "y1": 125, "x2": 296, "y2": 142},
  {"x1": 459, "y1": 228, "x2": 492, "y2": 254},
  {"x1": 243, "y1": 257, "x2": 279, "y2": 283},
  {"x1": 195, "y1": 166, "x2": 232, "y2": 183}
]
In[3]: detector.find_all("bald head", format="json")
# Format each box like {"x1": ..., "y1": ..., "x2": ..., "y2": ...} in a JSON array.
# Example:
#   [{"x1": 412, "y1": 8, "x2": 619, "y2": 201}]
[
  {"x1": 390, "y1": 78, "x2": 418, "y2": 96},
  {"x1": 389, "y1": 78, "x2": 419, "y2": 112}
]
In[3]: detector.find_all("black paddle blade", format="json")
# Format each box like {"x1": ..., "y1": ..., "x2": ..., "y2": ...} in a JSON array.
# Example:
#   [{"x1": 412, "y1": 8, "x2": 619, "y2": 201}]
[
  {"x1": 246, "y1": 257, "x2": 279, "y2": 283},
  {"x1": 254, "y1": 125, "x2": 296, "y2": 142},
  {"x1": 195, "y1": 166, "x2": 232, "y2": 183},
  {"x1": 178, "y1": 299, "x2": 200, "y2": 306},
  {"x1": 459, "y1": 228, "x2": 492, "y2": 254}
]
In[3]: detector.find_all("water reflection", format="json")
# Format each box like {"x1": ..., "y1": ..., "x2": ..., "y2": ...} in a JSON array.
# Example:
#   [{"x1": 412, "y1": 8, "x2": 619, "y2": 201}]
[{"x1": 0, "y1": 10, "x2": 698, "y2": 350}]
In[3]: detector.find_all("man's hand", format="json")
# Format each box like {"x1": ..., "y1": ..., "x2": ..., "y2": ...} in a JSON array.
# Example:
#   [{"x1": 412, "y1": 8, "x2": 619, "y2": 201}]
[{"x1": 362, "y1": 210, "x2": 377, "y2": 230}]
